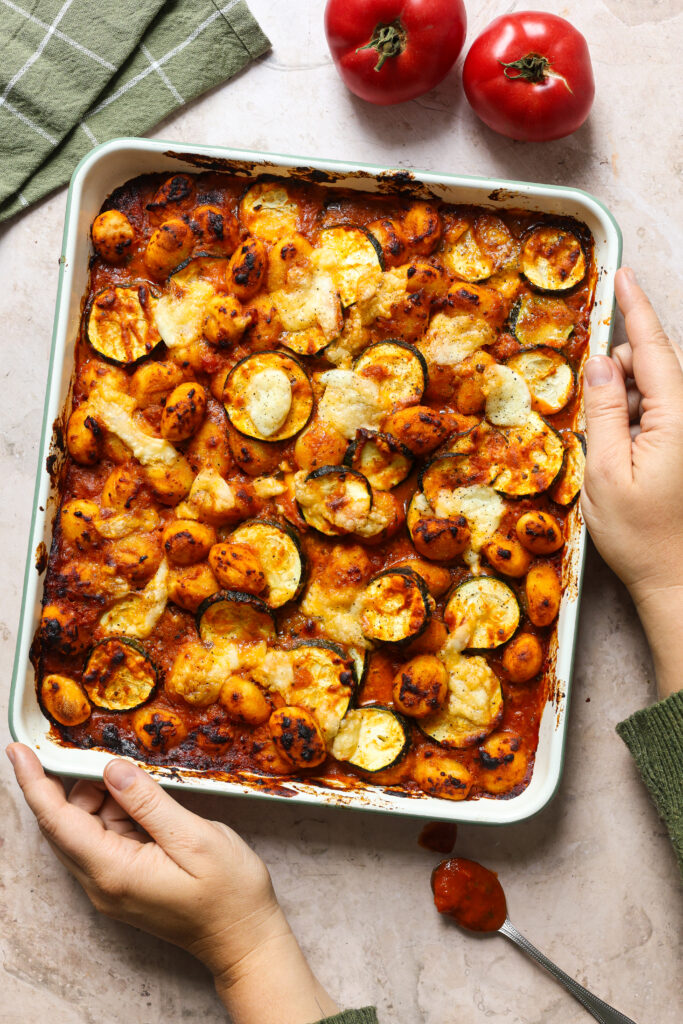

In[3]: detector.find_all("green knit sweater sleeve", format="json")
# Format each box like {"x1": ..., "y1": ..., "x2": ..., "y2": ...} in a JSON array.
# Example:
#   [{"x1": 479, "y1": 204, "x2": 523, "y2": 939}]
[
  {"x1": 616, "y1": 689, "x2": 683, "y2": 874},
  {"x1": 315, "y1": 1010, "x2": 378, "y2": 1024}
]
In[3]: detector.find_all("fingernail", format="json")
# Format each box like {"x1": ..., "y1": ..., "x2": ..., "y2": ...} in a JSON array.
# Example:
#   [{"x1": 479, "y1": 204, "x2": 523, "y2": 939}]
[
  {"x1": 5, "y1": 745, "x2": 17, "y2": 766},
  {"x1": 105, "y1": 759, "x2": 139, "y2": 791},
  {"x1": 620, "y1": 266, "x2": 637, "y2": 285},
  {"x1": 584, "y1": 356, "x2": 614, "y2": 387}
]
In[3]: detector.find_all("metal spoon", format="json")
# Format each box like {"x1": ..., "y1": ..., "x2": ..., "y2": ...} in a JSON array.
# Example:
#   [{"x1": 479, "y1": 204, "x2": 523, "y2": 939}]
[
  {"x1": 432, "y1": 857, "x2": 639, "y2": 1023},
  {"x1": 498, "y1": 917, "x2": 638, "y2": 1024}
]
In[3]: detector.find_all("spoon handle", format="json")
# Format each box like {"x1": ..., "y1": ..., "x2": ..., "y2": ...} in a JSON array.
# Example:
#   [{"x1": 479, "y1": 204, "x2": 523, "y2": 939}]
[{"x1": 499, "y1": 918, "x2": 638, "y2": 1024}]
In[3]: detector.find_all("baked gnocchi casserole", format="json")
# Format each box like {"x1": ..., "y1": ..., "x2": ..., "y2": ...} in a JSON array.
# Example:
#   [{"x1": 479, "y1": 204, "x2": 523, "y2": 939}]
[{"x1": 34, "y1": 170, "x2": 594, "y2": 801}]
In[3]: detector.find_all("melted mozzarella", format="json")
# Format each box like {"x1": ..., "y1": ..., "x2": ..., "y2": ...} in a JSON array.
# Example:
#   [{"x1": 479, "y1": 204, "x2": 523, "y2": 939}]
[
  {"x1": 419, "y1": 312, "x2": 494, "y2": 367},
  {"x1": 176, "y1": 468, "x2": 236, "y2": 522},
  {"x1": 299, "y1": 578, "x2": 369, "y2": 649},
  {"x1": 484, "y1": 364, "x2": 532, "y2": 426},
  {"x1": 154, "y1": 277, "x2": 216, "y2": 349},
  {"x1": 88, "y1": 391, "x2": 179, "y2": 466},
  {"x1": 433, "y1": 483, "x2": 504, "y2": 572},
  {"x1": 433, "y1": 484, "x2": 504, "y2": 552},
  {"x1": 245, "y1": 368, "x2": 292, "y2": 437},
  {"x1": 94, "y1": 507, "x2": 160, "y2": 539},
  {"x1": 357, "y1": 266, "x2": 408, "y2": 324},
  {"x1": 317, "y1": 369, "x2": 385, "y2": 439},
  {"x1": 99, "y1": 559, "x2": 168, "y2": 638}
]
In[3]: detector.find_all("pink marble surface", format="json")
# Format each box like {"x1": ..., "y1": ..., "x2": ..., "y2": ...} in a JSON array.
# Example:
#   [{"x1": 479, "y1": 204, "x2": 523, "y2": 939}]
[{"x1": 0, "y1": 2, "x2": 681, "y2": 1021}]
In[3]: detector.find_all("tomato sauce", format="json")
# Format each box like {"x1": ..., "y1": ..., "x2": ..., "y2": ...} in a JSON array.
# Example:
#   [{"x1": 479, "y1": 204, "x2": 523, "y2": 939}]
[
  {"x1": 432, "y1": 856, "x2": 507, "y2": 931},
  {"x1": 35, "y1": 170, "x2": 596, "y2": 801},
  {"x1": 418, "y1": 821, "x2": 458, "y2": 853}
]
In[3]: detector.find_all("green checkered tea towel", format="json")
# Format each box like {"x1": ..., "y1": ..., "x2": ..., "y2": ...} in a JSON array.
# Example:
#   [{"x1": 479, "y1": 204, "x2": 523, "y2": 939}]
[{"x1": 0, "y1": 0, "x2": 270, "y2": 222}]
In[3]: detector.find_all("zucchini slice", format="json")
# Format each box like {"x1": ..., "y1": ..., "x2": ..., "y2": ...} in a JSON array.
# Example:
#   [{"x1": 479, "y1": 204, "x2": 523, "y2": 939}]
[
  {"x1": 509, "y1": 293, "x2": 575, "y2": 349},
  {"x1": 354, "y1": 340, "x2": 427, "y2": 409},
  {"x1": 88, "y1": 284, "x2": 160, "y2": 364},
  {"x1": 494, "y1": 412, "x2": 565, "y2": 497},
  {"x1": 420, "y1": 651, "x2": 503, "y2": 748},
  {"x1": 360, "y1": 567, "x2": 432, "y2": 644},
  {"x1": 549, "y1": 430, "x2": 586, "y2": 505},
  {"x1": 345, "y1": 430, "x2": 413, "y2": 490},
  {"x1": 83, "y1": 637, "x2": 157, "y2": 711},
  {"x1": 273, "y1": 269, "x2": 343, "y2": 356},
  {"x1": 506, "y1": 348, "x2": 575, "y2": 415},
  {"x1": 239, "y1": 181, "x2": 301, "y2": 239},
  {"x1": 153, "y1": 257, "x2": 224, "y2": 349},
  {"x1": 443, "y1": 228, "x2": 495, "y2": 282},
  {"x1": 288, "y1": 640, "x2": 356, "y2": 743},
  {"x1": 521, "y1": 227, "x2": 586, "y2": 291},
  {"x1": 197, "y1": 590, "x2": 276, "y2": 645},
  {"x1": 224, "y1": 351, "x2": 313, "y2": 442},
  {"x1": 230, "y1": 519, "x2": 305, "y2": 608},
  {"x1": 331, "y1": 706, "x2": 410, "y2": 772},
  {"x1": 442, "y1": 215, "x2": 514, "y2": 283},
  {"x1": 349, "y1": 647, "x2": 369, "y2": 688},
  {"x1": 295, "y1": 465, "x2": 372, "y2": 536},
  {"x1": 444, "y1": 577, "x2": 520, "y2": 649},
  {"x1": 313, "y1": 225, "x2": 384, "y2": 307}
]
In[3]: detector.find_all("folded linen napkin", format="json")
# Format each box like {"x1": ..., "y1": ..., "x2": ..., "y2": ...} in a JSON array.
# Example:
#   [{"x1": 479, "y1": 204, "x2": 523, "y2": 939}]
[{"x1": 0, "y1": 0, "x2": 270, "y2": 223}]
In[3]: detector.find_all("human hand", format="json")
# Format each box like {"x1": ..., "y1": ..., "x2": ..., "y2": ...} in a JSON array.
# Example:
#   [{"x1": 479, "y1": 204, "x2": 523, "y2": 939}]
[
  {"x1": 581, "y1": 266, "x2": 683, "y2": 698},
  {"x1": 7, "y1": 744, "x2": 338, "y2": 1024}
]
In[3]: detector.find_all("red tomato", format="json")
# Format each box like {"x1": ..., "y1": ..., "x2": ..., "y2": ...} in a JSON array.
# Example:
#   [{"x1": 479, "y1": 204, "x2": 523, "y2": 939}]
[
  {"x1": 324, "y1": 0, "x2": 467, "y2": 106},
  {"x1": 462, "y1": 12, "x2": 595, "y2": 142}
]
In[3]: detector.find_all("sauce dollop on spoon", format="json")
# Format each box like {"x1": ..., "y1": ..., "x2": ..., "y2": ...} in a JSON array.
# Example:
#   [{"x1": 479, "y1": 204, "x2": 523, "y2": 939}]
[{"x1": 431, "y1": 857, "x2": 507, "y2": 932}]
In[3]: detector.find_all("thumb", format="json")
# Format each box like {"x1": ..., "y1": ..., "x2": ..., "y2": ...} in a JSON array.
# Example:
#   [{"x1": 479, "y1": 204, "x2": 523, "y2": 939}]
[
  {"x1": 583, "y1": 355, "x2": 632, "y2": 488},
  {"x1": 104, "y1": 759, "x2": 202, "y2": 868}
]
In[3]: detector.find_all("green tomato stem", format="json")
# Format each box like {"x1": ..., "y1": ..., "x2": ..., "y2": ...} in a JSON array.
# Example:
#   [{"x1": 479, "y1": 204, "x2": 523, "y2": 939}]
[{"x1": 356, "y1": 20, "x2": 407, "y2": 72}]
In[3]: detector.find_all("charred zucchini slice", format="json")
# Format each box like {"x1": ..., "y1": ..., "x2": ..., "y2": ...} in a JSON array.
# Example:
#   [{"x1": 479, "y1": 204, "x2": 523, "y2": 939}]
[
  {"x1": 331, "y1": 706, "x2": 410, "y2": 772},
  {"x1": 273, "y1": 269, "x2": 343, "y2": 356},
  {"x1": 360, "y1": 567, "x2": 432, "y2": 644},
  {"x1": 230, "y1": 519, "x2": 305, "y2": 608},
  {"x1": 224, "y1": 351, "x2": 313, "y2": 442},
  {"x1": 507, "y1": 348, "x2": 575, "y2": 415},
  {"x1": 549, "y1": 430, "x2": 586, "y2": 505},
  {"x1": 354, "y1": 340, "x2": 428, "y2": 409},
  {"x1": 444, "y1": 577, "x2": 520, "y2": 649},
  {"x1": 313, "y1": 225, "x2": 384, "y2": 307},
  {"x1": 153, "y1": 256, "x2": 224, "y2": 349},
  {"x1": 295, "y1": 465, "x2": 372, "y2": 536},
  {"x1": 197, "y1": 590, "x2": 276, "y2": 644},
  {"x1": 288, "y1": 640, "x2": 356, "y2": 743},
  {"x1": 521, "y1": 227, "x2": 586, "y2": 291},
  {"x1": 494, "y1": 412, "x2": 565, "y2": 497},
  {"x1": 88, "y1": 284, "x2": 160, "y2": 364},
  {"x1": 420, "y1": 651, "x2": 503, "y2": 748},
  {"x1": 344, "y1": 430, "x2": 413, "y2": 490},
  {"x1": 239, "y1": 181, "x2": 301, "y2": 239},
  {"x1": 509, "y1": 293, "x2": 575, "y2": 349},
  {"x1": 83, "y1": 637, "x2": 157, "y2": 711}
]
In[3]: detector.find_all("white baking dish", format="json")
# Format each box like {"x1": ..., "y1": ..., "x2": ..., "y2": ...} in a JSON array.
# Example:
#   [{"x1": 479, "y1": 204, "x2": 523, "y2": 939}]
[{"x1": 9, "y1": 138, "x2": 621, "y2": 824}]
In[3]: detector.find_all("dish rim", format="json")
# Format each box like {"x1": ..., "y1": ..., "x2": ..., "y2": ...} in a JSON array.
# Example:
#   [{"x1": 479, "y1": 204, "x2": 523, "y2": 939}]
[{"x1": 9, "y1": 136, "x2": 622, "y2": 825}]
